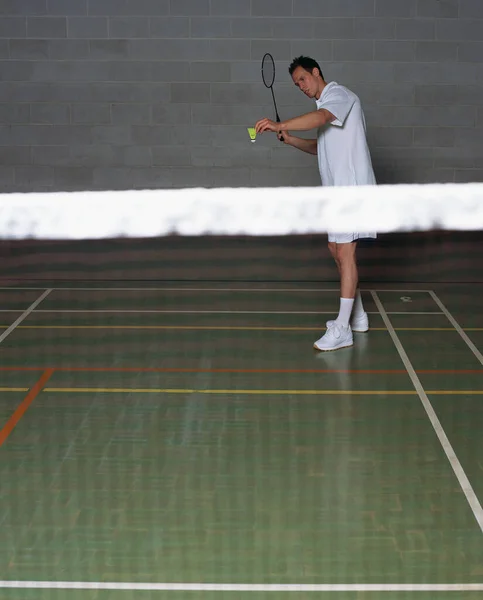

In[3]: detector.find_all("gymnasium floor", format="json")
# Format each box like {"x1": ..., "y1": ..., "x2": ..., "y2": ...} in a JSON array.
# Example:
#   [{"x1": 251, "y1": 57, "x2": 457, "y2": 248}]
[{"x1": 0, "y1": 282, "x2": 482, "y2": 600}]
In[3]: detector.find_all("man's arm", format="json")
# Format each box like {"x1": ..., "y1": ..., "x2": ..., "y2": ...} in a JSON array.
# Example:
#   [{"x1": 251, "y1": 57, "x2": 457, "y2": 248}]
[
  {"x1": 281, "y1": 133, "x2": 317, "y2": 155},
  {"x1": 280, "y1": 108, "x2": 336, "y2": 132}
]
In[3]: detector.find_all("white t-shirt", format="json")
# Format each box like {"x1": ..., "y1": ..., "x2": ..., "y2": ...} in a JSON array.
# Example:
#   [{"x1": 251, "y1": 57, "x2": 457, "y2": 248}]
[{"x1": 315, "y1": 81, "x2": 376, "y2": 187}]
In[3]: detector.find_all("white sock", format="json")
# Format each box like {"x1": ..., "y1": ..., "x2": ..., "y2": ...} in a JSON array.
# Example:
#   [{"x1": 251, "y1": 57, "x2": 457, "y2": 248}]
[
  {"x1": 335, "y1": 297, "x2": 354, "y2": 327},
  {"x1": 353, "y1": 290, "x2": 365, "y2": 317}
]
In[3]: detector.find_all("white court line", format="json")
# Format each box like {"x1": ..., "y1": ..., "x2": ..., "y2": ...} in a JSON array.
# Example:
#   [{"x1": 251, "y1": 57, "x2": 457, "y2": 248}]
[
  {"x1": 371, "y1": 291, "x2": 483, "y2": 533},
  {"x1": 0, "y1": 581, "x2": 482, "y2": 592},
  {"x1": 429, "y1": 291, "x2": 483, "y2": 366},
  {"x1": 0, "y1": 309, "x2": 443, "y2": 315},
  {"x1": 0, "y1": 289, "x2": 52, "y2": 345},
  {"x1": 0, "y1": 287, "x2": 433, "y2": 292}
]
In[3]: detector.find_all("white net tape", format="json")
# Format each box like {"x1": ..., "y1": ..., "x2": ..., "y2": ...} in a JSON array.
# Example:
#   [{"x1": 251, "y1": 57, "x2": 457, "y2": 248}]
[{"x1": 1, "y1": 182, "x2": 483, "y2": 240}]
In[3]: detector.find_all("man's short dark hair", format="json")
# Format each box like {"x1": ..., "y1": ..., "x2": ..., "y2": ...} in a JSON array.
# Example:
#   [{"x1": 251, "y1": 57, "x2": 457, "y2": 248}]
[{"x1": 288, "y1": 55, "x2": 323, "y2": 79}]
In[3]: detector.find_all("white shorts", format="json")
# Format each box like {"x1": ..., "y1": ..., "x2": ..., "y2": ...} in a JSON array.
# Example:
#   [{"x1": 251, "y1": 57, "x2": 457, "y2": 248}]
[{"x1": 328, "y1": 232, "x2": 377, "y2": 244}]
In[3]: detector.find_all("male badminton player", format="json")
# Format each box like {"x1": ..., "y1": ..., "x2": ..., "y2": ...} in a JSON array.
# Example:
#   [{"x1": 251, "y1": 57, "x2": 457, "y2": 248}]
[{"x1": 255, "y1": 56, "x2": 376, "y2": 352}]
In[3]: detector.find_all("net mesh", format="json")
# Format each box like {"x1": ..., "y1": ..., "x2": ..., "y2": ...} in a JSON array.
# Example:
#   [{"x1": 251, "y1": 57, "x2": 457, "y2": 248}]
[{"x1": 1, "y1": 182, "x2": 483, "y2": 240}]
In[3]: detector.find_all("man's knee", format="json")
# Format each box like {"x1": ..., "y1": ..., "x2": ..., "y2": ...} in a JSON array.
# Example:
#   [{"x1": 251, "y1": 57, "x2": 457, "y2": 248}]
[{"x1": 335, "y1": 242, "x2": 357, "y2": 264}]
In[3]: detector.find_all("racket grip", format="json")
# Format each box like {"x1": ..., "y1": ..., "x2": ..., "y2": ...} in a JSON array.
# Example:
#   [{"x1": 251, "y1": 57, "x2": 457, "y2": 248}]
[{"x1": 276, "y1": 116, "x2": 284, "y2": 142}]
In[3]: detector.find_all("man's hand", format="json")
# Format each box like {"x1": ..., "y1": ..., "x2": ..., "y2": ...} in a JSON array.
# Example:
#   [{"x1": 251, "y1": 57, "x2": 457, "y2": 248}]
[{"x1": 255, "y1": 118, "x2": 282, "y2": 134}]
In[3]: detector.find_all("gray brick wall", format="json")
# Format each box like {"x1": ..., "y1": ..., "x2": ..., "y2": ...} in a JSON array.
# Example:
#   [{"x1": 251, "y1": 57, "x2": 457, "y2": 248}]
[{"x1": 0, "y1": 0, "x2": 482, "y2": 191}]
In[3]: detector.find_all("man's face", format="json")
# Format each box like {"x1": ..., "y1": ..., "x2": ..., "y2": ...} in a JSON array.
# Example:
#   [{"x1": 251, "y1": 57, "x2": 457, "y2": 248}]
[{"x1": 291, "y1": 66, "x2": 318, "y2": 99}]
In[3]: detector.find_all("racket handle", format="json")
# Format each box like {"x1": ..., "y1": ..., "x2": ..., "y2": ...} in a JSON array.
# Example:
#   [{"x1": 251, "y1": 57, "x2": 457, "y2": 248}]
[{"x1": 276, "y1": 115, "x2": 284, "y2": 142}]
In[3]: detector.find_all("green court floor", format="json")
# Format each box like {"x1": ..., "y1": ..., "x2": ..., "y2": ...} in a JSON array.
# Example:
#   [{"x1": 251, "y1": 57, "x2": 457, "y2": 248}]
[{"x1": 0, "y1": 283, "x2": 482, "y2": 600}]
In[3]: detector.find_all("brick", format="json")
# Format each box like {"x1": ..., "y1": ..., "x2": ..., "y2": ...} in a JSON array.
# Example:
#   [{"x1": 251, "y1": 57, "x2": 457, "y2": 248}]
[
  {"x1": 113, "y1": 146, "x2": 152, "y2": 167},
  {"x1": 89, "y1": 39, "x2": 130, "y2": 58},
  {"x1": 111, "y1": 103, "x2": 151, "y2": 124},
  {"x1": 210, "y1": 83, "x2": 267, "y2": 105},
  {"x1": 72, "y1": 104, "x2": 111, "y2": 123},
  {"x1": 0, "y1": 147, "x2": 31, "y2": 164},
  {"x1": 251, "y1": 0, "x2": 292, "y2": 16},
  {"x1": 313, "y1": 18, "x2": 355, "y2": 39},
  {"x1": 396, "y1": 19, "x2": 435, "y2": 40},
  {"x1": 436, "y1": 19, "x2": 483, "y2": 41},
  {"x1": 270, "y1": 146, "x2": 316, "y2": 167},
  {"x1": 272, "y1": 18, "x2": 314, "y2": 39},
  {"x1": 325, "y1": 61, "x2": 394, "y2": 82},
  {"x1": 414, "y1": 127, "x2": 455, "y2": 147},
  {"x1": 357, "y1": 83, "x2": 415, "y2": 105},
  {"x1": 416, "y1": 41, "x2": 458, "y2": 61},
  {"x1": 333, "y1": 40, "x2": 374, "y2": 61},
  {"x1": 109, "y1": 17, "x2": 149, "y2": 38},
  {"x1": 169, "y1": 0, "x2": 209, "y2": 16},
  {"x1": 128, "y1": 39, "x2": 211, "y2": 60},
  {"x1": 454, "y1": 128, "x2": 483, "y2": 149},
  {"x1": 9, "y1": 39, "x2": 49, "y2": 59},
  {"x1": 294, "y1": 0, "x2": 374, "y2": 18},
  {"x1": 152, "y1": 146, "x2": 190, "y2": 166},
  {"x1": 210, "y1": 0, "x2": 250, "y2": 16},
  {"x1": 375, "y1": 0, "x2": 417, "y2": 17},
  {"x1": 68, "y1": 17, "x2": 108, "y2": 38},
  {"x1": 418, "y1": 0, "x2": 459, "y2": 18},
  {"x1": 394, "y1": 62, "x2": 478, "y2": 83},
  {"x1": 171, "y1": 83, "x2": 210, "y2": 103},
  {"x1": 374, "y1": 41, "x2": 416, "y2": 61},
  {"x1": 88, "y1": 0, "x2": 169, "y2": 16},
  {"x1": 0, "y1": 61, "x2": 34, "y2": 81},
  {"x1": 92, "y1": 167, "x2": 136, "y2": 188},
  {"x1": 149, "y1": 17, "x2": 189, "y2": 37},
  {"x1": 109, "y1": 61, "x2": 153, "y2": 81},
  {"x1": 459, "y1": 43, "x2": 483, "y2": 63},
  {"x1": 0, "y1": 0, "x2": 47, "y2": 15},
  {"x1": 169, "y1": 167, "x2": 212, "y2": 187},
  {"x1": 415, "y1": 84, "x2": 483, "y2": 106},
  {"x1": 54, "y1": 167, "x2": 93, "y2": 189},
  {"x1": 0, "y1": 40, "x2": 7, "y2": 57},
  {"x1": 91, "y1": 125, "x2": 131, "y2": 144},
  {"x1": 0, "y1": 103, "x2": 30, "y2": 123},
  {"x1": 433, "y1": 147, "x2": 477, "y2": 168},
  {"x1": 250, "y1": 167, "x2": 319, "y2": 186},
  {"x1": 15, "y1": 166, "x2": 54, "y2": 186},
  {"x1": 210, "y1": 39, "x2": 251, "y2": 60},
  {"x1": 460, "y1": 0, "x2": 483, "y2": 18},
  {"x1": 27, "y1": 17, "x2": 66, "y2": 38},
  {"x1": 231, "y1": 18, "x2": 272, "y2": 39},
  {"x1": 150, "y1": 62, "x2": 190, "y2": 82},
  {"x1": 152, "y1": 103, "x2": 191, "y2": 124},
  {"x1": 190, "y1": 18, "x2": 231, "y2": 38},
  {"x1": 354, "y1": 18, "x2": 395, "y2": 39},
  {"x1": 190, "y1": 62, "x2": 230, "y2": 82},
  {"x1": 211, "y1": 168, "x2": 251, "y2": 187},
  {"x1": 367, "y1": 105, "x2": 476, "y2": 127},
  {"x1": 49, "y1": 39, "x2": 90, "y2": 58},
  {"x1": 455, "y1": 169, "x2": 483, "y2": 182},
  {"x1": 291, "y1": 40, "x2": 333, "y2": 62},
  {"x1": 48, "y1": 0, "x2": 87, "y2": 15},
  {"x1": 0, "y1": 167, "x2": 14, "y2": 184},
  {"x1": 30, "y1": 103, "x2": 70, "y2": 124},
  {"x1": 31, "y1": 61, "x2": 110, "y2": 82},
  {"x1": 0, "y1": 17, "x2": 26, "y2": 37},
  {"x1": 366, "y1": 127, "x2": 414, "y2": 147},
  {"x1": 32, "y1": 145, "x2": 75, "y2": 166},
  {"x1": 230, "y1": 61, "x2": 262, "y2": 82}
]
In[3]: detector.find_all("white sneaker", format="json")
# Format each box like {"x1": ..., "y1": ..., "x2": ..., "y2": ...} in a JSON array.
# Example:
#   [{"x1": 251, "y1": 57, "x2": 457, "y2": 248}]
[
  {"x1": 313, "y1": 322, "x2": 353, "y2": 352},
  {"x1": 326, "y1": 311, "x2": 369, "y2": 333}
]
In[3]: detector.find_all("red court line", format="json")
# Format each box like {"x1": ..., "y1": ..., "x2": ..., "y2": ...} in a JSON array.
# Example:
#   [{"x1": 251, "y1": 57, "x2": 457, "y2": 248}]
[
  {"x1": 0, "y1": 367, "x2": 482, "y2": 374},
  {"x1": 0, "y1": 368, "x2": 54, "y2": 448}
]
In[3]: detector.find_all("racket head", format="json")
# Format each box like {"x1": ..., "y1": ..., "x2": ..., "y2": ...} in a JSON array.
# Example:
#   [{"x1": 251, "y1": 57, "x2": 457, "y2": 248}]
[{"x1": 261, "y1": 52, "x2": 275, "y2": 88}]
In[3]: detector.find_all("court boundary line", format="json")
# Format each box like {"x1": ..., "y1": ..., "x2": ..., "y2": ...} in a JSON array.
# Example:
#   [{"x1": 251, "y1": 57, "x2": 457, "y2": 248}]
[
  {"x1": 0, "y1": 309, "x2": 444, "y2": 315},
  {"x1": 429, "y1": 291, "x2": 483, "y2": 366},
  {"x1": 0, "y1": 287, "x2": 433, "y2": 292},
  {"x1": 0, "y1": 289, "x2": 52, "y2": 346},
  {"x1": 0, "y1": 581, "x2": 482, "y2": 592},
  {"x1": 371, "y1": 291, "x2": 483, "y2": 533},
  {"x1": 0, "y1": 369, "x2": 54, "y2": 447}
]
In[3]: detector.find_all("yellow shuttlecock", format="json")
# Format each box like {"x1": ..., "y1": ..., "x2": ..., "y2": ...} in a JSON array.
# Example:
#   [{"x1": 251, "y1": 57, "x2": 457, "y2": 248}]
[{"x1": 247, "y1": 127, "x2": 257, "y2": 143}]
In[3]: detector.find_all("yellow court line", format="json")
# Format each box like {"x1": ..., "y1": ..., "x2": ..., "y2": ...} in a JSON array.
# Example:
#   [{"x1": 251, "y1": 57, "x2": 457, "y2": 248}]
[
  {"x1": 1, "y1": 325, "x2": 483, "y2": 332},
  {"x1": 0, "y1": 388, "x2": 29, "y2": 392},
  {"x1": 40, "y1": 387, "x2": 483, "y2": 395}
]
